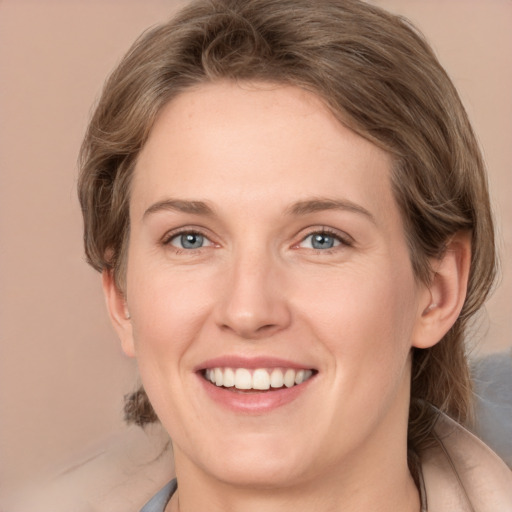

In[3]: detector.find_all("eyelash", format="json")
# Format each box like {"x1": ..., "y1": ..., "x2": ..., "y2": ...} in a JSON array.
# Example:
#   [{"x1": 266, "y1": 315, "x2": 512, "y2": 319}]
[
  {"x1": 161, "y1": 227, "x2": 353, "y2": 253},
  {"x1": 296, "y1": 227, "x2": 353, "y2": 253},
  {"x1": 162, "y1": 229, "x2": 214, "y2": 252}
]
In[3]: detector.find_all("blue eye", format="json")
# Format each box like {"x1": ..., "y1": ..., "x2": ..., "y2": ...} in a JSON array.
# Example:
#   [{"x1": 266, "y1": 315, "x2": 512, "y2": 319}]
[
  {"x1": 169, "y1": 232, "x2": 211, "y2": 249},
  {"x1": 301, "y1": 232, "x2": 342, "y2": 250}
]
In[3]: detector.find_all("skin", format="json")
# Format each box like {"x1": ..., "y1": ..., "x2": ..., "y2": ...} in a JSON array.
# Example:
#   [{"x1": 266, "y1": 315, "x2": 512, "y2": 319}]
[{"x1": 104, "y1": 82, "x2": 470, "y2": 512}]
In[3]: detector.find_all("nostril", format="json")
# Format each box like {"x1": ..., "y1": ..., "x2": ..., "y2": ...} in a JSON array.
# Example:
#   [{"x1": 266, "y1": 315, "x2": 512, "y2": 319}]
[{"x1": 256, "y1": 323, "x2": 280, "y2": 333}]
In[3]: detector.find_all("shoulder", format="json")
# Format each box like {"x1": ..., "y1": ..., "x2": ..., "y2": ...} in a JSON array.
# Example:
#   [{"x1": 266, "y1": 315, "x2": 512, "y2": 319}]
[
  {"x1": 421, "y1": 410, "x2": 512, "y2": 512},
  {"x1": 2, "y1": 424, "x2": 174, "y2": 512}
]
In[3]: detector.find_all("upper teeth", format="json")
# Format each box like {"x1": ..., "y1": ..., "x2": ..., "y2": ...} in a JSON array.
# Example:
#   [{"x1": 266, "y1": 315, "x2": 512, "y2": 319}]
[{"x1": 204, "y1": 367, "x2": 313, "y2": 390}]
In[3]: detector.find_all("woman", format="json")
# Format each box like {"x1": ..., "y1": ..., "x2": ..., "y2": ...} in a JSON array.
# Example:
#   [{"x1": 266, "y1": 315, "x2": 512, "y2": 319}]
[{"x1": 78, "y1": 0, "x2": 512, "y2": 510}]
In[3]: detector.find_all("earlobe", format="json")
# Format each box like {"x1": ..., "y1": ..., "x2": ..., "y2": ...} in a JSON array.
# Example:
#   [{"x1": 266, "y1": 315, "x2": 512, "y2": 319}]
[
  {"x1": 412, "y1": 232, "x2": 471, "y2": 349},
  {"x1": 102, "y1": 269, "x2": 136, "y2": 357}
]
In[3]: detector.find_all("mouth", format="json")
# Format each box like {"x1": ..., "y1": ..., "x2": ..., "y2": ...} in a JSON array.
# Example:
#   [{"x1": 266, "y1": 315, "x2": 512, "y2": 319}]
[
  {"x1": 201, "y1": 367, "x2": 316, "y2": 392},
  {"x1": 196, "y1": 357, "x2": 318, "y2": 412}
]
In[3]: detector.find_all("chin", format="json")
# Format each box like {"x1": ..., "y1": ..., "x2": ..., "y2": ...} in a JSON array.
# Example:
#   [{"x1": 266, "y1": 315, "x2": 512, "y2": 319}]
[
  {"x1": 185, "y1": 432, "x2": 315, "y2": 489},
  {"x1": 208, "y1": 456, "x2": 310, "y2": 490}
]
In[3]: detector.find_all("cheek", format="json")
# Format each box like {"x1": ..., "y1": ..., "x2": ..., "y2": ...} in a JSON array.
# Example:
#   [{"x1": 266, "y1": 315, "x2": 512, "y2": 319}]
[
  {"x1": 303, "y1": 263, "x2": 417, "y2": 335},
  {"x1": 126, "y1": 269, "x2": 205, "y2": 417},
  {"x1": 126, "y1": 262, "x2": 210, "y2": 358},
  {"x1": 296, "y1": 262, "x2": 419, "y2": 383}
]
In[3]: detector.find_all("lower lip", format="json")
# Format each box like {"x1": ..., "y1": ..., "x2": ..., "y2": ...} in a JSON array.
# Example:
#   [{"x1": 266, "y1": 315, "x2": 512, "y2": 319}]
[{"x1": 197, "y1": 373, "x2": 315, "y2": 413}]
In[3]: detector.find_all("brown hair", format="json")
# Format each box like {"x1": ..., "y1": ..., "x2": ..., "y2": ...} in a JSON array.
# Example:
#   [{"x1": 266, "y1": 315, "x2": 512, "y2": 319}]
[{"x1": 78, "y1": 0, "x2": 496, "y2": 453}]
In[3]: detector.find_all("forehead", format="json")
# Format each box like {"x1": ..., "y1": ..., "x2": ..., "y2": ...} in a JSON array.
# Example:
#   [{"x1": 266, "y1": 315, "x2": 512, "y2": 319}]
[{"x1": 132, "y1": 81, "x2": 399, "y2": 227}]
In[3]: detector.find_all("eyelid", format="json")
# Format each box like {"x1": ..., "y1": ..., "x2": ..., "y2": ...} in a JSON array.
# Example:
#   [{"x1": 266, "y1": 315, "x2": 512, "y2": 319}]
[
  {"x1": 294, "y1": 226, "x2": 354, "y2": 249},
  {"x1": 160, "y1": 225, "x2": 352, "y2": 251},
  {"x1": 161, "y1": 227, "x2": 217, "y2": 248}
]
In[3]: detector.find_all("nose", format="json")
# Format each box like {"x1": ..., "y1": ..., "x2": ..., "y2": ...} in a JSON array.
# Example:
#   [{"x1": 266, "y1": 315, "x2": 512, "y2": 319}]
[{"x1": 214, "y1": 248, "x2": 292, "y2": 340}]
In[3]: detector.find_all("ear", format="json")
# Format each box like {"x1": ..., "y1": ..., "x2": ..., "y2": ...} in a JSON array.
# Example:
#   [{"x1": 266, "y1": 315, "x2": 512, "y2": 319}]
[
  {"x1": 412, "y1": 231, "x2": 471, "y2": 349},
  {"x1": 102, "y1": 269, "x2": 136, "y2": 357}
]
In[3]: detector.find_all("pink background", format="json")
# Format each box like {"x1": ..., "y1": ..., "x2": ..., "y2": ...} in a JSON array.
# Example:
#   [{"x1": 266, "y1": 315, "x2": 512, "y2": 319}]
[{"x1": 0, "y1": 0, "x2": 510, "y2": 501}]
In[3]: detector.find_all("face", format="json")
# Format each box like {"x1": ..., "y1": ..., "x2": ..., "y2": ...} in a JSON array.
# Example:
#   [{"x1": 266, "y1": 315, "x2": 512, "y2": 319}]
[{"x1": 111, "y1": 82, "x2": 433, "y2": 488}]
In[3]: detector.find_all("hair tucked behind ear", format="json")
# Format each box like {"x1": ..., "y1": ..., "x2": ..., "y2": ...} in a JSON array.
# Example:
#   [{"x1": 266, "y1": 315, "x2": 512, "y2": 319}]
[
  {"x1": 124, "y1": 387, "x2": 158, "y2": 426},
  {"x1": 79, "y1": 0, "x2": 497, "y2": 454}
]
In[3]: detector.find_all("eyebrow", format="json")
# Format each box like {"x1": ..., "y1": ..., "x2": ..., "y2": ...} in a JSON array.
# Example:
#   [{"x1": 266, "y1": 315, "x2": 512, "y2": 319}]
[
  {"x1": 286, "y1": 198, "x2": 376, "y2": 224},
  {"x1": 143, "y1": 199, "x2": 215, "y2": 219},
  {"x1": 143, "y1": 197, "x2": 375, "y2": 223}
]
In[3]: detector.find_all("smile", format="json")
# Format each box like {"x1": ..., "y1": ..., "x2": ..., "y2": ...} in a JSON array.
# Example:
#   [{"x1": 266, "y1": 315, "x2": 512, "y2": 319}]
[{"x1": 203, "y1": 367, "x2": 315, "y2": 391}]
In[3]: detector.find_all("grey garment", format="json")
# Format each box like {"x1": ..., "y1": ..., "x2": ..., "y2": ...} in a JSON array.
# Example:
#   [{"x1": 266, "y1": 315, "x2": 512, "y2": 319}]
[
  {"x1": 472, "y1": 350, "x2": 512, "y2": 467},
  {"x1": 140, "y1": 480, "x2": 176, "y2": 512}
]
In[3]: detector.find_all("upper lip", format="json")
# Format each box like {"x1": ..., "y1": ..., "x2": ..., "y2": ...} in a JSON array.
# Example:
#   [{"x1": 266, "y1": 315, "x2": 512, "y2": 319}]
[{"x1": 194, "y1": 355, "x2": 316, "y2": 372}]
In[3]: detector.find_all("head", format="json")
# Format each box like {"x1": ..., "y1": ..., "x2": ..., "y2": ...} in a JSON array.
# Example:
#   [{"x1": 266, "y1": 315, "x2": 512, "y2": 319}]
[{"x1": 79, "y1": 0, "x2": 496, "y2": 457}]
